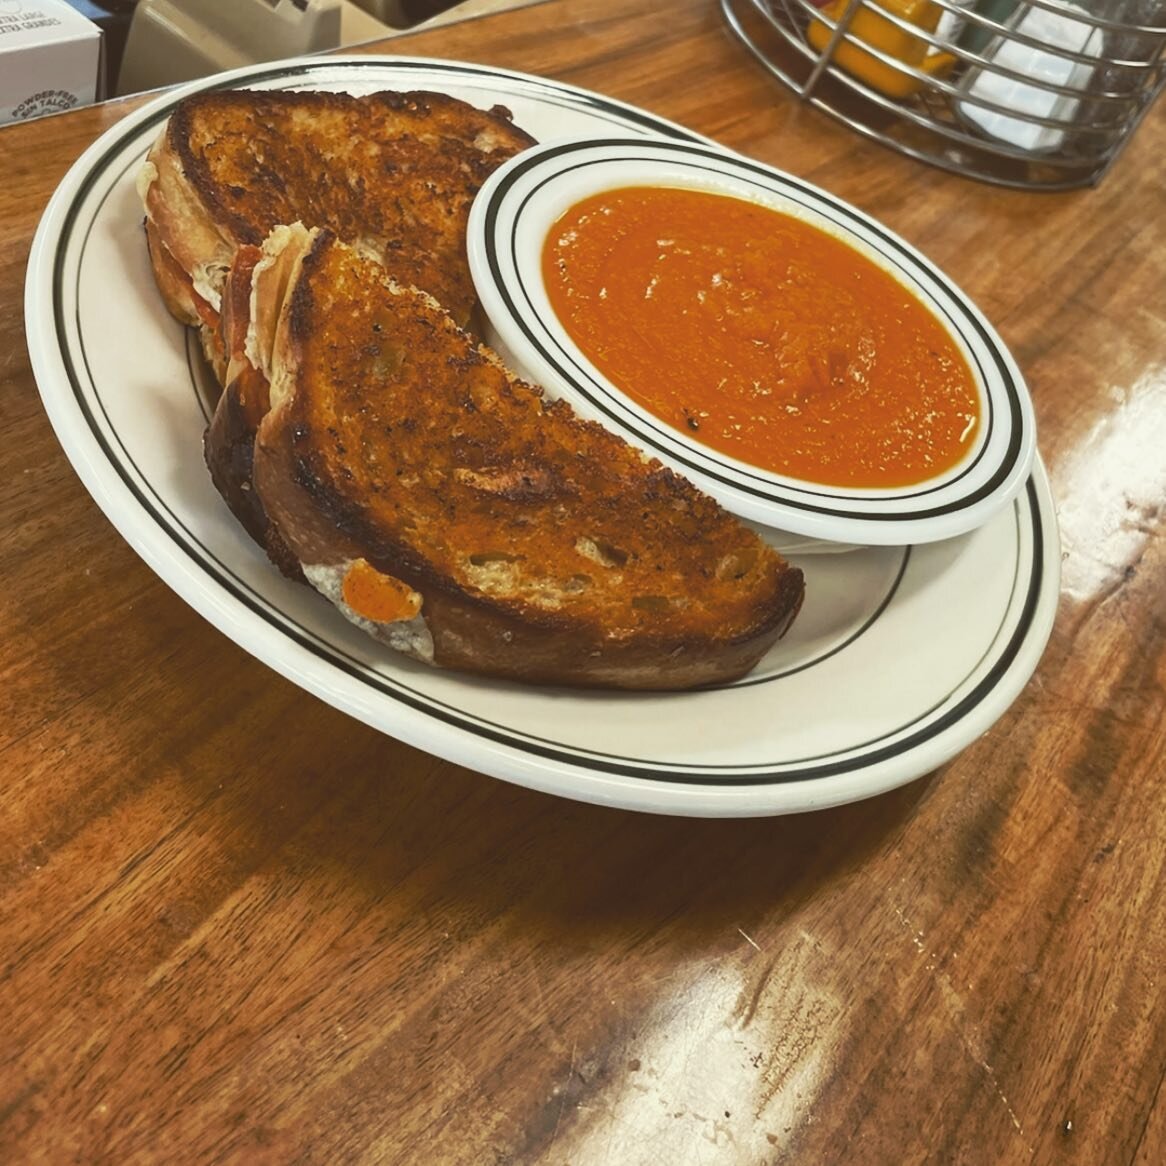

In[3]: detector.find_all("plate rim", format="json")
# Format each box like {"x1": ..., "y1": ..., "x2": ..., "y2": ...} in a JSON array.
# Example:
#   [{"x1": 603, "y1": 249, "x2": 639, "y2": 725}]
[{"x1": 24, "y1": 54, "x2": 1061, "y2": 817}]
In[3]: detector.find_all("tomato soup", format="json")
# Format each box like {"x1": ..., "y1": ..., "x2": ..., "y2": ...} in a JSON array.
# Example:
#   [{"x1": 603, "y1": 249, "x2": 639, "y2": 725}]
[{"x1": 542, "y1": 186, "x2": 980, "y2": 489}]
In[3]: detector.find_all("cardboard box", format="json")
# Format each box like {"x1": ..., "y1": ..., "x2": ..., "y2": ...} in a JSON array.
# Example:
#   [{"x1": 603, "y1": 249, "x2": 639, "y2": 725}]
[{"x1": 1, "y1": 0, "x2": 102, "y2": 127}]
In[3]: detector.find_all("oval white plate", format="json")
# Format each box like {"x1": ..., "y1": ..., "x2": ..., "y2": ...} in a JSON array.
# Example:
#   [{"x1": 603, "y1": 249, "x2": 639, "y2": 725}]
[
  {"x1": 470, "y1": 136, "x2": 1037, "y2": 545},
  {"x1": 24, "y1": 56, "x2": 1059, "y2": 817}
]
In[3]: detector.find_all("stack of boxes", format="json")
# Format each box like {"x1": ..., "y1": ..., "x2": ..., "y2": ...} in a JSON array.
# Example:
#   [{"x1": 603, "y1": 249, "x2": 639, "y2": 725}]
[{"x1": 1, "y1": 0, "x2": 102, "y2": 127}]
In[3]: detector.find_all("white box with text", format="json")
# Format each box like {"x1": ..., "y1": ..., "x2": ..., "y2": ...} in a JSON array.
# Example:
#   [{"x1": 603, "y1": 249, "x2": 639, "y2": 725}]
[{"x1": 1, "y1": 0, "x2": 101, "y2": 127}]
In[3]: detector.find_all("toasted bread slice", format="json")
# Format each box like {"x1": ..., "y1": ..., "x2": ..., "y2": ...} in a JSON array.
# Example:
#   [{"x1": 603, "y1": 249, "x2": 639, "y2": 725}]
[
  {"x1": 139, "y1": 87, "x2": 535, "y2": 347},
  {"x1": 245, "y1": 225, "x2": 803, "y2": 690},
  {"x1": 146, "y1": 86, "x2": 535, "y2": 561}
]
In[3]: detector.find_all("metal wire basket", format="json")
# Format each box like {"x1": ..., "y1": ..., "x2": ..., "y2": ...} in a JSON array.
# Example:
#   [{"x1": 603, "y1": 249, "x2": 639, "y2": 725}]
[{"x1": 722, "y1": 0, "x2": 1166, "y2": 189}]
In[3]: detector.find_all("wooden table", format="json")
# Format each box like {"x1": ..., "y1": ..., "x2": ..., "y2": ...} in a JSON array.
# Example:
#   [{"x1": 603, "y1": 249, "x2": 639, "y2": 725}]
[{"x1": 3, "y1": 1, "x2": 1164, "y2": 1161}]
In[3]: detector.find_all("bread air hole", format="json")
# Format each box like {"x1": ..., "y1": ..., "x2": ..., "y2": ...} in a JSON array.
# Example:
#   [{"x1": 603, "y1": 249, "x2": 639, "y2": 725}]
[
  {"x1": 632, "y1": 595, "x2": 670, "y2": 613},
  {"x1": 575, "y1": 536, "x2": 629, "y2": 568},
  {"x1": 465, "y1": 552, "x2": 525, "y2": 596},
  {"x1": 716, "y1": 548, "x2": 759, "y2": 581},
  {"x1": 368, "y1": 343, "x2": 404, "y2": 381},
  {"x1": 469, "y1": 551, "x2": 524, "y2": 566}
]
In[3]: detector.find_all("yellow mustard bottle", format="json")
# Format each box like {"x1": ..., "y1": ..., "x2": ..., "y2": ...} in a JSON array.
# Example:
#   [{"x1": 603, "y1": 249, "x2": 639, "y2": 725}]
[{"x1": 807, "y1": 0, "x2": 957, "y2": 99}]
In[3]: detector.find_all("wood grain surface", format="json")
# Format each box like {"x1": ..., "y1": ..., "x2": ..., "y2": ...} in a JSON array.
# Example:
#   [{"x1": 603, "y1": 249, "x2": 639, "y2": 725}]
[{"x1": 2, "y1": 1, "x2": 1164, "y2": 1162}]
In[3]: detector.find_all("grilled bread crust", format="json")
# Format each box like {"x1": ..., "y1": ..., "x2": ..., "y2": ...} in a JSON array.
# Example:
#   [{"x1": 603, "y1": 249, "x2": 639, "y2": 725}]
[
  {"x1": 140, "y1": 87, "x2": 536, "y2": 333},
  {"x1": 249, "y1": 227, "x2": 804, "y2": 690}
]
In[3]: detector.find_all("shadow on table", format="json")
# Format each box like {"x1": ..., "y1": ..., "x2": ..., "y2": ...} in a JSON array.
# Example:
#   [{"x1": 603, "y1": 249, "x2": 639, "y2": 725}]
[{"x1": 214, "y1": 692, "x2": 938, "y2": 940}]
